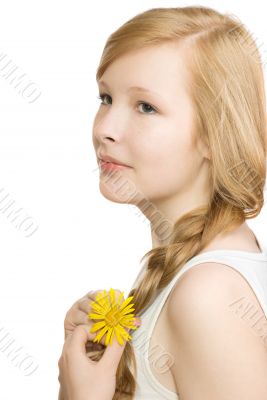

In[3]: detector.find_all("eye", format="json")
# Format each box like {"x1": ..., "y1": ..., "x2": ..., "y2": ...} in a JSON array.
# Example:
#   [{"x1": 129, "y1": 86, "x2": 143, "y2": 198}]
[
  {"x1": 96, "y1": 93, "x2": 157, "y2": 115},
  {"x1": 97, "y1": 93, "x2": 111, "y2": 105},
  {"x1": 137, "y1": 101, "x2": 156, "y2": 114}
]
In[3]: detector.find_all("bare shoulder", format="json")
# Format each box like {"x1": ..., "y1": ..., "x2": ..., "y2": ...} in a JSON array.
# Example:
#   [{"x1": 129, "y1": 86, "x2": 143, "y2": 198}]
[
  {"x1": 166, "y1": 261, "x2": 267, "y2": 400},
  {"x1": 167, "y1": 261, "x2": 267, "y2": 317}
]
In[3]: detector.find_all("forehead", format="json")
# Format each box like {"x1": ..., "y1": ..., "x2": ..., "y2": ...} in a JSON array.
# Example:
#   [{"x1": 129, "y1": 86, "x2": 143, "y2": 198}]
[{"x1": 98, "y1": 42, "x2": 190, "y2": 99}]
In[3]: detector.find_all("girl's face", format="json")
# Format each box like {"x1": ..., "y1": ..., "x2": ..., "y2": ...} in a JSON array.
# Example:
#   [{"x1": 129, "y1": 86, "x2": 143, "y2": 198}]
[{"x1": 92, "y1": 42, "x2": 210, "y2": 221}]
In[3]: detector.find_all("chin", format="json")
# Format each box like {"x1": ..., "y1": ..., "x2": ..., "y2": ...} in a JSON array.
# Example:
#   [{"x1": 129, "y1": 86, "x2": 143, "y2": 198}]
[{"x1": 98, "y1": 180, "x2": 137, "y2": 205}]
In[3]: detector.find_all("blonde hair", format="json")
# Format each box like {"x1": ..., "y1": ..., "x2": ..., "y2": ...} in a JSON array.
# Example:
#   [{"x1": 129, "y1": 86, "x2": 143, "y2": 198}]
[{"x1": 94, "y1": 6, "x2": 267, "y2": 398}]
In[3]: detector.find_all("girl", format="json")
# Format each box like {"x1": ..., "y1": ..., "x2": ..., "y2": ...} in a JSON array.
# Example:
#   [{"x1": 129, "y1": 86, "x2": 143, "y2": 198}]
[{"x1": 58, "y1": 5, "x2": 267, "y2": 399}]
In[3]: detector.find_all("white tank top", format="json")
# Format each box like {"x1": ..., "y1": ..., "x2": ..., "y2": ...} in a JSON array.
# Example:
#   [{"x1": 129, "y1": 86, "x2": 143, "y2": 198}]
[{"x1": 130, "y1": 236, "x2": 267, "y2": 399}]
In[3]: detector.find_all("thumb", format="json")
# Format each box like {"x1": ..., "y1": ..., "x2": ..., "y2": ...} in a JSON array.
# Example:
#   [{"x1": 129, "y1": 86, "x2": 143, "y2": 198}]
[
  {"x1": 65, "y1": 324, "x2": 89, "y2": 355},
  {"x1": 98, "y1": 326, "x2": 134, "y2": 371}
]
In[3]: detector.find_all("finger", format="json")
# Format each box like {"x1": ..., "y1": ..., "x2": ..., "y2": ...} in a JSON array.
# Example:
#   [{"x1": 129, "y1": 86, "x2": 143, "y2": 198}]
[
  {"x1": 84, "y1": 290, "x2": 97, "y2": 298},
  {"x1": 83, "y1": 290, "x2": 102, "y2": 302},
  {"x1": 76, "y1": 290, "x2": 96, "y2": 303},
  {"x1": 65, "y1": 325, "x2": 92, "y2": 355},
  {"x1": 70, "y1": 308, "x2": 91, "y2": 325},
  {"x1": 78, "y1": 298, "x2": 95, "y2": 314},
  {"x1": 65, "y1": 316, "x2": 109, "y2": 347},
  {"x1": 64, "y1": 309, "x2": 91, "y2": 341},
  {"x1": 98, "y1": 316, "x2": 142, "y2": 371},
  {"x1": 98, "y1": 327, "x2": 130, "y2": 371},
  {"x1": 73, "y1": 290, "x2": 104, "y2": 312}
]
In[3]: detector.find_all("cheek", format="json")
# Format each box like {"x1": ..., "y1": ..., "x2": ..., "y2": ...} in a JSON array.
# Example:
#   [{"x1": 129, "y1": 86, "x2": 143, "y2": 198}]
[
  {"x1": 139, "y1": 149, "x2": 190, "y2": 198},
  {"x1": 133, "y1": 122, "x2": 195, "y2": 198}
]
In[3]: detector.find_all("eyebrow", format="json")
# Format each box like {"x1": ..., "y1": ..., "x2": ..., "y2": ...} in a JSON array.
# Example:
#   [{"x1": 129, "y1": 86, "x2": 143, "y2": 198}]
[{"x1": 98, "y1": 80, "x2": 162, "y2": 97}]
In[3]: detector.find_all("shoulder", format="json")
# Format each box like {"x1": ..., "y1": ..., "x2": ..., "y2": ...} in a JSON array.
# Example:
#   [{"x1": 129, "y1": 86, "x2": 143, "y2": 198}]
[
  {"x1": 166, "y1": 261, "x2": 247, "y2": 341},
  {"x1": 167, "y1": 260, "x2": 263, "y2": 317},
  {"x1": 166, "y1": 261, "x2": 267, "y2": 399},
  {"x1": 166, "y1": 261, "x2": 267, "y2": 338}
]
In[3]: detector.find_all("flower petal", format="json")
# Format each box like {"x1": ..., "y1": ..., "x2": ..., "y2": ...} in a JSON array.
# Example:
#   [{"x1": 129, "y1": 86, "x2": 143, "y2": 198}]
[
  {"x1": 90, "y1": 320, "x2": 106, "y2": 333},
  {"x1": 93, "y1": 325, "x2": 110, "y2": 343},
  {"x1": 117, "y1": 291, "x2": 125, "y2": 305},
  {"x1": 119, "y1": 296, "x2": 134, "y2": 311},
  {"x1": 105, "y1": 327, "x2": 113, "y2": 346},
  {"x1": 88, "y1": 313, "x2": 104, "y2": 320},
  {"x1": 120, "y1": 304, "x2": 135, "y2": 316},
  {"x1": 120, "y1": 318, "x2": 137, "y2": 330},
  {"x1": 90, "y1": 302, "x2": 107, "y2": 314},
  {"x1": 96, "y1": 290, "x2": 108, "y2": 307},
  {"x1": 110, "y1": 288, "x2": 115, "y2": 307},
  {"x1": 118, "y1": 326, "x2": 132, "y2": 340},
  {"x1": 114, "y1": 326, "x2": 124, "y2": 345}
]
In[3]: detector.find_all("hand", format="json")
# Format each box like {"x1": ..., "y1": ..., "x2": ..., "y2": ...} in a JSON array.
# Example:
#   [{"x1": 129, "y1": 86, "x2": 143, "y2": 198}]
[
  {"x1": 64, "y1": 290, "x2": 121, "y2": 347},
  {"x1": 58, "y1": 290, "x2": 117, "y2": 400},
  {"x1": 58, "y1": 323, "x2": 130, "y2": 400},
  {"x1": 59, "y1": 290, "x2": 141, "y2": 400}
]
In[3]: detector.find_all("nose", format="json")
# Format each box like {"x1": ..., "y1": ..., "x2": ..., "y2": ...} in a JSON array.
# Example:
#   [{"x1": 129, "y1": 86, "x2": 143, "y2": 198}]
[
  {"x1": 92, "y1": 107, "x2": 125, "y2": 146},
  {"x1": 93, "y1": 122, "x2": 115, "y2": 145}
]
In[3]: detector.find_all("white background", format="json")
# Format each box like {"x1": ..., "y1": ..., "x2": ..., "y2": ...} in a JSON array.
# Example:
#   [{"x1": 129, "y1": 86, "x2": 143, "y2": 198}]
[{"x1": 0, "y1": 1, "x2": 266, "y2": 398}]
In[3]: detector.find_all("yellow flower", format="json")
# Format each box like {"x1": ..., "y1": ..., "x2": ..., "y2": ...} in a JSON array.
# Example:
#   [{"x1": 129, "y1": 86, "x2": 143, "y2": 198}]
[{"x1": 88, "y1": 288, "x2": 138, "y2": 346}]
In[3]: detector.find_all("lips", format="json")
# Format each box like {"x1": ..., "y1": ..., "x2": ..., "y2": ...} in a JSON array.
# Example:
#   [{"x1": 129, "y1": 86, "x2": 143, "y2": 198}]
[{"x1": 98, "y1": 153, "x2": 131, "y2": 167}]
